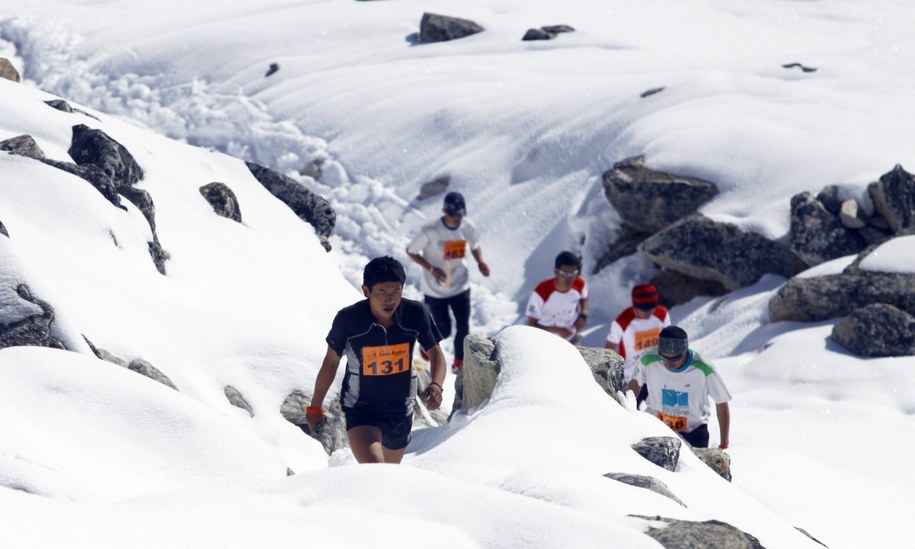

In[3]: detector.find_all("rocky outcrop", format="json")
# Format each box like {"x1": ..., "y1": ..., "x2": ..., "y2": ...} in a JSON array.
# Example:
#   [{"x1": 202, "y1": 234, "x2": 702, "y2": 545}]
[
  {"x1": 0, "y1": 284, "x2": 66, "y2": 350},
  {"x1": 869, "y1": 164, "x2": 915, "y2": 233},
  {"x1": 281, "y1": 390, "x2": 348, "y2": 456},
  {"x1": 128, "y1": 358, "x2": 178, "y2": 390},
  {"x1": 0, "y1": 134, "x2": 45, "y2": 159},
  {"x1": 631, "y1": 515, "x2": 765, "y2": 549},
  {"x1": 632, "y1": 436, "x2": 681, "y2": 471},
  {"x1": 0, "y1": 58, "x2": 20, "y2": 82},
  {"x1": 224, "y1": 385, "x2": 254, "y2": 417},
  {"x1": 419, "y1": 13, "x2": 485, "y2": 43},
  {"x1": 831, "y1": 303, "x2": 915, "y2": 357},
  {"x1": 649, "y1": 268, "x2": 729, "y2": 308},
  {"x1": 593, "y1": 224, "x2": 651, "y2": 274},
  {"x1": 790, "y1": 192, "x2": 866, "y2": 266},
  {"x1": 577, "y1": 345, "x2": 626, "y2": 402},
  {"x1": 692, "y1": 447, "x2": 732, "y2": 482},
  {"x1": 768, "y1": 271, "x2": 915, "y2": 322},
  {"x1": 639, "y1": 214, "x2": 806, "y2": 291},
  {"x1": 603, "y1": 473, "x2": 685, "y2": 506},
  {"x1": 45, "y1": 99, "x2": 100, "y2": 120},
  {"x1": 199, "y1": 182, "x2": 242, "y2": 223},
  {"x1": 602, "y1": 156, "x2": 719, "y2": 234},
  {"x1": 246, "y1": 161, "x2": 335, "y2": 251},
  {"x1": 521, "y1": 26, "x2": 575, "y2": 41}
]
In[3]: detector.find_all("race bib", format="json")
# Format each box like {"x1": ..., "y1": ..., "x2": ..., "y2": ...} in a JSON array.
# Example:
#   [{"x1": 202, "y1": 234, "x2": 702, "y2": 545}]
[
  {"x1": 656, "y1": 411, "x2": 688, "y2": 432},
  {"x1": 634, "y1": 327, "x2": 661, "y2": 352},
  {"x1": 362, "y1": 343, "x2": 410, "y2": 376},
  {"x1": 443, "y1": 240, "x2": 467, "y2": 260}
]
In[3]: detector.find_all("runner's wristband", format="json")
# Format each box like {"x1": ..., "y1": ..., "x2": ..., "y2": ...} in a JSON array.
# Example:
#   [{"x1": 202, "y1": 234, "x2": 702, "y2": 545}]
[
  {"x1": 306, "y1": 406, "x2": 325, "y2": 414},
  {"x1": 428, "y1": 382, "x2": 444, "y2": 393}
]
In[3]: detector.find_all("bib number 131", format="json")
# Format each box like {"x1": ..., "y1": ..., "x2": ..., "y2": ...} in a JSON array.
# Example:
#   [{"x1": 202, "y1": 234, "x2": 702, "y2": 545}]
[{"x1": 362, "y1": 343, "x2": 410, "y2": 376}]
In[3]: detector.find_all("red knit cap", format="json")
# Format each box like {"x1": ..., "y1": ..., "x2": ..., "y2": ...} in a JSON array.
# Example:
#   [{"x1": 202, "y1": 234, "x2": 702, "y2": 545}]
[{"x1": 631, "y1": 283, "x2": 659, "y2": 310}]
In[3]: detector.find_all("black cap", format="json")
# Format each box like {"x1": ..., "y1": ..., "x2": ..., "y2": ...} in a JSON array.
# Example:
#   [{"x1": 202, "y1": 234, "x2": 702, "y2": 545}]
[
  {"x1": 658, "y1": 325, "x2": 688, "y2": 356},
  {"x1": 444, "y1": 192, "x2": 466, "y2": 215}
]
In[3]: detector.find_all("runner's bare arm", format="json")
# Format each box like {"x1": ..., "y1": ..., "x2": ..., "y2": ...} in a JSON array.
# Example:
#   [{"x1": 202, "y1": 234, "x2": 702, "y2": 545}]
[
  {"x1": 716, "y1": 402, "x2": 731, "y2": 449},
  {"x1": 421, "y1": 344, "x2": 447, "y2": 411},
  {"x1": 471, "y1": 247, "x2": 490, "y2": 276},
  {"x1": 406, "y1": 250, "x2": 446, "y2": 283},
  {"x1": 307, "y1": 346, "x2": 341, "y2": 432}
]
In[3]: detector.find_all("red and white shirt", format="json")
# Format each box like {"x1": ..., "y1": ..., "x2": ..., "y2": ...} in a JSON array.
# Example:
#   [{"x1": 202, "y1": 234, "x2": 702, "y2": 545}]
[
  {"x1": 525, "y1": 277, "x2": 588, "y2": 341},
  {"x1": 606, "y1": 306, "x2": 671, "y2": 381}
]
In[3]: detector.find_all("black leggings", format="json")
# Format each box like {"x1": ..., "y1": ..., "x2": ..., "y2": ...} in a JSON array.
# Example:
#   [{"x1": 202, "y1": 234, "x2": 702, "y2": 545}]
[
  {"x1": 680, "y1": 423, "x2": 709, "y2": 448},
  {"x1": 425, "y1": 289, "x2": 471, "y2": 360}
]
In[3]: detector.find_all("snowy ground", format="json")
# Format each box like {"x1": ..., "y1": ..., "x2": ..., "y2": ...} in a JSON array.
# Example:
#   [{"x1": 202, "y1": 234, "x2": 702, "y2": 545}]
[{"x1": 2, "y1": 1, "x2": 915, "y2": 547}]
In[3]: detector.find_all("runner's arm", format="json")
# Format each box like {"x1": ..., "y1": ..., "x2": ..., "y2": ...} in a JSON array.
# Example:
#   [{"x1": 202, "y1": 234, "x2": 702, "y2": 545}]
[
  {"x1": 716, "y1": 402, "x2": 730, "y2": 449},
  {"x1": 421, "y1": 344, "x2": 447, "y2": 411},
  {"x1": 471, "y1": 247, "x2": 490, "y2": 276},
  {"x1": 574, "y1": 297, "x2": 589, "y2": 331}
]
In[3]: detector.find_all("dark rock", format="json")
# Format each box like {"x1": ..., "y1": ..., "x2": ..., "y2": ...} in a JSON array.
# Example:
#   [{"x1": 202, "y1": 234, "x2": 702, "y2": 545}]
[
  {"x1": 639, "y1": 214, "x2": 806, "y2": 291},
  {"x1": 691, "y1": 447, "x2": 732, "y2": 481},
  {"x1": 603, "y1": 473, "x2": 685, "y2": 506},
  {"x1": 199, "y1": 182, "x2": 243, "y2": 222},
  {"x1": 0, "y1": 220, "x2": 7, "y2": 237},
  {"x1": 540, "y1": 25, "x2": 575, "y2": 34},
  {"x1": 593, "y1": 224, "x2": 651, "y2": 274},
  {"x1": 281, "y1": 390, "x2": 348, "y2": 455},
  {"x1": 265, "y1": 63, "x2": 279, "y2": 77},
  {"x1": 790, "y1": 192, "x2": 865, "y2": 266},
  {"x1": 148, "y1": 239, "x2": 170, "y2": 275},
  {"x1": 782, "y1": 62, "x2": 817, "y2": 73},
  {"x1": 0, "y1": 134, "x2": 46, "y2": 159},
  {"x1": 82, "y1": 335, "x2": 128, "y2": 366},
  {"x1": 522, "y1": 28, "x2": 555, "y2": 41},
  {"x1": 769, "y1": 271, "x2": 915, "y2": 322},
  {"x1": 576, "y1": 345, "x2": 625, "y2": 403},
  {"x1": 416, "y1": 174, "x2": 450, "y2": 200},
  {"x1": 68, "y1": 124, "x2": 144, "y2": 191},
  {"x1": 0, "y1": 284, "x2": 66, "y2": 350},
  {"x1": 602, "y1": 156, "x2": 719, "y2": 233},
  {"x1": 0, "y1": 58, "x2": 20, "y2": 82},
  {"x1": 640, "y1": 87, "x2": 665, "y2": 98},
  {"x1": 832, "y1": 303, "x2": 915, "y2": 357},
  {"x1": 246, "y1": 161, "x2": 335, "y2": 251},
  {"x1": 419, "y1": 13, "x2": 484, "y2": 43},
  {"x1": 816, "y1": 185, "x2": 842, "y2": 215},
  {"x1": 868, "y1": 164, "x2": 915, "y2": 233},
  {"x1": 632, "y1": 515, "x2": 765, "y2": 548},
  {"x1": 650, "y1": 268, "x2": 729, "y2": 308},
  {"x1": 45, "y1": 99, "x2": 74, "y2": 113},
  {"x1": 632, "y1": 436, "x2": 681, "y2": 471},
  {"x1": 225, "y1": 385, "x2": 255, "y2": 417},
  {"x1": 128, "y1": 358, "x2": 178, "y2": 390}
]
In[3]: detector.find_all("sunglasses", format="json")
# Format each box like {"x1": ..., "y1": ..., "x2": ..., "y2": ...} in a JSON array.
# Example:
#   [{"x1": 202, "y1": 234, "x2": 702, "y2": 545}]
[{"x1": 555, "y1": 269, "x2": 579, "y2": 278}]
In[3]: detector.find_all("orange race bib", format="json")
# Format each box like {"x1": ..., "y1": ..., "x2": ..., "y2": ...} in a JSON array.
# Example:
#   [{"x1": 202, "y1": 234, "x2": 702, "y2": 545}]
[
  {"x1": 634, "y1": 327, "x2": 661, "y2": 352},
  {"x1": 362, "y1": 343, "x2": 410, "y2": 376},
  {"x1": 443, "y1": 240, "x2": 467, "y2": 260},
  {"x1": 656, "y1": 411, "x2": 688, "y2": 432}
]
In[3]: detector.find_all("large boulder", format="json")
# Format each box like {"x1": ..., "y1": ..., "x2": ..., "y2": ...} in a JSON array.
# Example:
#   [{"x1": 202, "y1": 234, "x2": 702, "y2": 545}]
[
  {"x1": 868, "y1": 164, "x2": 915, "y2": 233},
  {"x1": 769, "y1": 271, "x2": 915, "y2": 322},
  {"x1": 631, "y1": 436, "x2": 681, "y2": 472},
  {"x1": 639, "y1": 214, "x2": 806, "y2": 291},
  {"x1": 649, "y1": 268, "x2": 729, "y2": 308},
  {"x1": 789, "y1": 192, "x2": 866, "y2": 266},
  {"x1": 832, "y1": 303, "x2": 915, "y2": 357},
  {"x1": 0, "y1": 284, "x2": 66, "y2": 350},
  {"x1": 603, "y1": 473, "x2": 685, "y2": 506},
  {"x1": 199, "y1": 182, "x2": 242, "y2": 223},
  {"x1": 593, "y1": 224, "x2": 651, "y2": 274},
  {"x1": 0, "y1": 58, "x2": 20, "y2": 82},
  {"x1": 246, "y1": 161, "x2": 335, "y2": 251},
  {"x1": 68, "y1": 124, "x2": 144, "y2": 190},
  {"x1": 0, "y1": 134, "x2": 45, "y2": 159},
  {"x1": 418, "y1": 13, "x2": 485, "y2": 43},
  {"x1": 631, "y1": 515, "x2": 765, "y2": 549},
  {"x1": 602, "y1": 156, "x2": 719, "y2": 234}
]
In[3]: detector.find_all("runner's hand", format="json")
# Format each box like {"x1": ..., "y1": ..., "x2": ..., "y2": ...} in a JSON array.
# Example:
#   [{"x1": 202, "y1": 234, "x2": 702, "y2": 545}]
[
  {"x1": 422, "y1": 382, "x2": 444, "y2": 411},
  {"x1": 718, "y1": 442, "x2": 729, "y2": 450},
  {"x1": 478, "y1": 261, "x2": 490, "y2": 277},
  {"x1": 305, "y1": 407, "x2": 325, "y2": 436},
  {"x1": 429, "y1": 266, "x2": 447, "y2": 284}
]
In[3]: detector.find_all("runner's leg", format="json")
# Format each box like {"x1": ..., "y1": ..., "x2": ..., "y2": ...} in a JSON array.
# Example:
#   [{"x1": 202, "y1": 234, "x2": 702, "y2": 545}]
[
  {"x1": 425, "y1": 295, "x2": 452, "y2": 339},
  {"x1": 450, "y1": 289, "x2": 471, "y2": 360},
  {"x1": 347, "y1": 426, "x2": 386, "y2": 463}
]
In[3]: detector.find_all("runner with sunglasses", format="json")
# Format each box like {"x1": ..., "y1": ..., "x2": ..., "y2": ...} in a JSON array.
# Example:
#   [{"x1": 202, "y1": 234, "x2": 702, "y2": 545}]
[
  {"x1": 525, "y1": 251, "x2": 589, "y2": 343},
  {"x1": 627, "y1": 326, "x2": 731, "y2": 449}
]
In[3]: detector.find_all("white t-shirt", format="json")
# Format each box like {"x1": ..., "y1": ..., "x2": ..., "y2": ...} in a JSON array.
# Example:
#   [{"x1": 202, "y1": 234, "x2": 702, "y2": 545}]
[
  {"x1": 631, "y1": 350, "x2": 731, "y2": 434},
  {"x1": 525, "y1": 277, "x2": 588, "y2": 341},
  {"x1": 407, "y1": 217, "x2": 480, "y2": 298},
  {"x1": 606, "y1": 306, "x2": 671, "y2": 381}
]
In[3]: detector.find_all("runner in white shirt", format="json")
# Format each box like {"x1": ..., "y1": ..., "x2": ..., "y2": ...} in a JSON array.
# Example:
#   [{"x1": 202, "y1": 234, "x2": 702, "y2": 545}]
[
  {"x1": 526, "y1": 251, "x2": 589, "y2": 343},
  {"x1": 605, "y1": 282, "x2": 670, "y2": 406},
  {"x1": 406, "y1": 192, "x2": 490, "y2": 373},
  {"x1": 628, "y1": 326, "x2": 732, "y2": 449}
]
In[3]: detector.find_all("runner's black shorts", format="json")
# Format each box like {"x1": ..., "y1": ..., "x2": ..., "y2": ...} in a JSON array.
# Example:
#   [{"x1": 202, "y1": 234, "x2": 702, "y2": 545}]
[{"x1": 343, "y1": 406, "x2": 413, "y2": 450}]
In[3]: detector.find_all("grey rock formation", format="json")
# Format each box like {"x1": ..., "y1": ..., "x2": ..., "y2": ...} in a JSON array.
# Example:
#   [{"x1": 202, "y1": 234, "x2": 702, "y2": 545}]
[
  {"x1": 45, "y1": 99, "x2": 100, "y2": 120},
  {"x1": 68, "y1": 124, "x2": 144, "y2": 190},
  {"x1": 631, "y1": 515, "x2": 765, "y2": 549},
  {"x1": 632, "y1": 436, "x2": 681, "y2": 472},
  {"x1": 769, "y1": 271, "x2": 915, "y2": 323},
  {"x1": 576, "y1": 345, "x2": 625, "y2": 402},
  {"x1": 82, "y1": 335, "x2": 128, "y2": 366},
  {"x1": 639, "y1": 214, "x2": 806, "y2": 291},
  {"x1": 868, "y1": 164, "x2": 915, "y2": 233},
  {"x1": 603, "y1": 473, "x2": 685, "y2": 506},
  {"x1": 789, "y1": 192, "x2": 865, "y2": 266},
  {"x1": 650, "y1": 268, "x2": 729, "y2": 308},
  {"x1": 593, "y1": 224, "x2": 651, "y2": 274},
  {"x1": 225, "y1": 385, "x2": 254, "y2": 417},
  {"x1": 456, "y1": 333, "x2": 500, "y2": 412},
  {"x1": 816, "y1": 184, "x2": 843, "y2": 215},
  {"x1": 0, "y1": 134, "x2": 45, "y2": 159},
  {"x1": 128, "y1": 358, "x2": 178, "y2": 390},
  {"x1": 0, "y1": 220, "x2": 7, "y2": 238},
  {"x1": 602, "y1": 156, "x2": 719, "y2": 234},
  {"x1": 246, "y1": 161, "x2": 335, "y2": 251},
  {"x1": 0, "y1": 58, "x2": 20, "y2": 82},
  {"x1": 281, "y1": 390, "x2": 348, "y2": 456},
  {"x1": 540, "y1": 25, "x2": 575, "y2": 34},
  {"x1": 692, "y1": 447, "x2": 732, "y2": 482},
  {"x1": 416, "y1": 175, "x2": 450, "y2": 200},
  {"x1": 419, "y1": 13, "x2": 485, "y2": 43},
  {"x1": 0, "y1": 284, "x2": 66, "y2": 350},
  {"x1": 199, "y1": 182, "x2": 243, "y2": 223},
  {"x1": 832, "y1": 303, "x2": 915, "y2": 357},
  {"x1": 522, "y1": 28, "x2": 555, "y2": 41}
]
